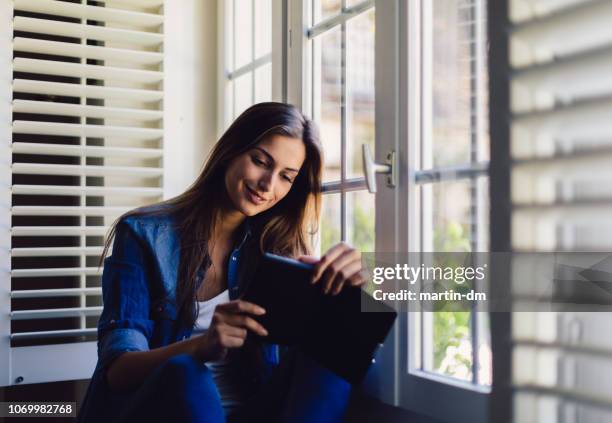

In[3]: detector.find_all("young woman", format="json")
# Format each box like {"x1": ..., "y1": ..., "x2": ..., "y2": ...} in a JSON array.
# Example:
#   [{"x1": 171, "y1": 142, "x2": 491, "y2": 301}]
[{"x1": 77, "y1": 102, "x2": 367, "y2": 422}]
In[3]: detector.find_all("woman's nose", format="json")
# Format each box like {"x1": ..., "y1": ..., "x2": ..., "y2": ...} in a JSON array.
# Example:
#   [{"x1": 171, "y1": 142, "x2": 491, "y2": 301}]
[{"x1": 257, "y1": 172, "x2": 274, "y2": 193}]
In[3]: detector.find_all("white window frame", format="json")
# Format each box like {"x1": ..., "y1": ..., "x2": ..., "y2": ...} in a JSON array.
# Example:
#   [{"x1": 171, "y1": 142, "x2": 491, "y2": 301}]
[
  {"x1": 217, "y1": 0, "x2": 285, "y2": 134},
  {"x1": 286, "y1": 0, "x2": 397, "y2": 403},
  {"x1": 395, "y1": 1, "x2": 490, "y2": 421},
  {"x1": 287, "y1": 0, "x2": 375, "y2": 259}
]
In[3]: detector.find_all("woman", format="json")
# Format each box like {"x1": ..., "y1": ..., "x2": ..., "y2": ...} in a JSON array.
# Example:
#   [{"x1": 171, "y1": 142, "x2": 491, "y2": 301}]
[{"x1": 77, "y1": 102, "x2": 367, "y2": 423}]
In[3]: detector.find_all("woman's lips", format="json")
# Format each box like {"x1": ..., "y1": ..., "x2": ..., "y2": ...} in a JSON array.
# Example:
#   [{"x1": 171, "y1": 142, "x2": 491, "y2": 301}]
[{"x1": 245, "y1": 185, "x2": 266, "y2": 205}]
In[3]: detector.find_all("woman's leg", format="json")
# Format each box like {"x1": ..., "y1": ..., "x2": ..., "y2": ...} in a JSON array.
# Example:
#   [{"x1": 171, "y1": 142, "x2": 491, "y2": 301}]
[
  {"x1": 230, "y1": 349, "x2": 351, "y2": 423},
  {"x1": 277, "y1": 350, "x2": 351, "y2": 423},
  {"x1": 115, "y1": 353, "x2": 225, "y2": 423}
]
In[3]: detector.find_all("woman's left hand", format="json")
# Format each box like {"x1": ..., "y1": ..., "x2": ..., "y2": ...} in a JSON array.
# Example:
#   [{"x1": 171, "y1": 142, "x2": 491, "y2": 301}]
[{"x1": 298, "y1": 242, "x2": 367, "y2": 295}]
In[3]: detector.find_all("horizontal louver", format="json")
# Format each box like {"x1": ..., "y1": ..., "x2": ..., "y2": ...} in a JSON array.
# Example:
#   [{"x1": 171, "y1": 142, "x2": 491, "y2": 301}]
[
  {"x1": 7, "y1": 0, "x2": 164, "y2": 380},
  {"x1": 509, "y1": 0, "x2": 612, "y2": 421}
]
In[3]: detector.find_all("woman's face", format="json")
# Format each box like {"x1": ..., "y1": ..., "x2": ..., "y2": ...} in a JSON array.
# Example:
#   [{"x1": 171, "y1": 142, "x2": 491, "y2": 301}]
[{"x1": 224, "y1": 134, "x2": 306, "y2": 216}]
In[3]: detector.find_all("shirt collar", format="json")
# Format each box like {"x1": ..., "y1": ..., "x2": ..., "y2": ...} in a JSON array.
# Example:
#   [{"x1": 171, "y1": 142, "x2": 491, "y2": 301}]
[{"x1": 235, "y1": 216, "x2": 252, "y2": 250}]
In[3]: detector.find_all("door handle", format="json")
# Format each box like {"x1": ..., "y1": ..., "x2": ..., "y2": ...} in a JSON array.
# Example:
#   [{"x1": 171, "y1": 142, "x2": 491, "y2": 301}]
[{"x1": 362, "y1": 144, "x2": 396, "y2": 193}]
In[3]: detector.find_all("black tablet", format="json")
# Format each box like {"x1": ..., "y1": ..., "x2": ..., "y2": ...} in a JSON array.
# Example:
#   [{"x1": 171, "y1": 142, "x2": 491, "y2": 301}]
[{"x1": 241, "y1": 252, "x2": 397, "y2": 384}]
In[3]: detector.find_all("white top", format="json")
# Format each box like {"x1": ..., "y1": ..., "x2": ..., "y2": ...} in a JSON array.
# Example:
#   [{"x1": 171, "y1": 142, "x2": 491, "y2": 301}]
[
  {"x1": 193, "y1": 289, "x2": 230, "y2": 333},
  {"x1": 191, "y1": 290, "x2": 245, "y2": 415}
]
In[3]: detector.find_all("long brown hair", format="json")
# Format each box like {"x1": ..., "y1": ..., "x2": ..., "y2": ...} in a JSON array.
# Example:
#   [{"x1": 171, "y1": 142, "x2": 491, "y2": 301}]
[{"x1": 99, "y1": 102, "x2": 323, "y2": 327}]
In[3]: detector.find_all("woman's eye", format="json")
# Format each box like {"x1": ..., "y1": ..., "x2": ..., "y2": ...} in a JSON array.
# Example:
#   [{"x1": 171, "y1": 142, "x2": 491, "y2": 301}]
[
  {"x1": 252, "y1": 156, "x2": 265, "y2": 166},
  {"x1": 283, "y1": 175, "x2": 293, "y2": 183}
]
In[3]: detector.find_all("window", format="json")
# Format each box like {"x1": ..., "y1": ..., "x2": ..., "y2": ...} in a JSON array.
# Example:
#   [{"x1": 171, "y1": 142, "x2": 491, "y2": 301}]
[
  {"x1": 413, "y1": 0, "x2": 491, "y2": 385},
  {"x1": 398, "y1": 1, "x2": 491, "y2": 421},
  {"x1": 287, "y1": 0, "x2": 375, "y2": 254},
  {"x1": 218, "y1": 0, "x2": 277, "y2": 131},
  {"x1": 288, "y1": 1, "x2": 491, "y2": 421}
]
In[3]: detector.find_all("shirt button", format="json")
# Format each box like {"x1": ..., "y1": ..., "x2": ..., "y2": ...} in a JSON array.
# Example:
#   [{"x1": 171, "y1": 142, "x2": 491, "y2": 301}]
[
  {"x1": 110, "y1": 319, "x2": 116, "y2": 324},
  {"x1": 231, "y1": 256, "x2": 236, "y2": 261}
]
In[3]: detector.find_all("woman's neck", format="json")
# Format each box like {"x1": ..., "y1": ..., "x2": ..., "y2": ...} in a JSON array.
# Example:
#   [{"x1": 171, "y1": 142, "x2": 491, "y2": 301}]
[{"x1": 213, "y1": 208, "x2": 245, "y2": 244}]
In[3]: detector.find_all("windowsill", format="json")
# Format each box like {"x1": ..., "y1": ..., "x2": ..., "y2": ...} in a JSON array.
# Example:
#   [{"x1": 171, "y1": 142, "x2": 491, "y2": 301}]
[{"x1": 408, "y1": 369, "x2": 492, "y2": 394}]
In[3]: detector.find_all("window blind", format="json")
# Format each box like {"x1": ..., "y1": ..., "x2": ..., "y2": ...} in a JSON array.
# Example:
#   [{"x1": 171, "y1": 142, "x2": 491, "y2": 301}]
[
  {"x1": 508, "y1": 0, "x2": 612, "y2": 421},
  {"x1": 3, "y1": 0, "x2": 164, "y2": 386}
]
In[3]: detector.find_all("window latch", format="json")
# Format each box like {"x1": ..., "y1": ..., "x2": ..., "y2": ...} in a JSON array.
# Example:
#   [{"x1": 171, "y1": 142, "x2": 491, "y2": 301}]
[{"x1": 362, "y1": 144, "x2": 396, "y2": 193}]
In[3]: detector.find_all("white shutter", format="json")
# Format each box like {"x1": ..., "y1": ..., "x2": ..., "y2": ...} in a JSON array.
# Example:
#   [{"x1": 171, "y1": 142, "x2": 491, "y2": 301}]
[
  {"x1": 508, "y1": 0, "x2": 612, "y2": 421},
  {"x1": 2, "y1": 0, "x2": 164, "y2": 386}
]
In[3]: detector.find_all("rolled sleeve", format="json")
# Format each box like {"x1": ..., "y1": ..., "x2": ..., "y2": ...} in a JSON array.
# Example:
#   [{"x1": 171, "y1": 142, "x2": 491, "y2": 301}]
[{"x1": 97, "y1": 220, "x2": 155, "y2": 373}]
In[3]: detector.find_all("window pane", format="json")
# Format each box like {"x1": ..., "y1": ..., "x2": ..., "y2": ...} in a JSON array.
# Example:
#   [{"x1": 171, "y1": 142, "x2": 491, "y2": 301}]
[
  {"x1": 424, "y1": 0, "x2": 489, "y2": 168},
  {"x1": 475, "y1": 177, "x2": 491, "y2": 386},
  {"x1": 477, "y1": 311, "x2": 492, "y2": 386},
  {"x1": 254, "y1": 0, "x2": 272, "y2": 58},
  {"x1": 234, "y1": 0, "x2": 253, "y2": 70},
  {"x1": 421, "y1": 176, "x2": 490, "y2": 383},
  {"x1": 313, "y1": 0, "x2": 341, "y2": 25},
  {"x1": 347, "y1": 190, "x2": 375, "y2": 252},
  {"x1": 421, "y1": 180, "x2": 473, "y2": 381},
  {"x1": 423, "y1": 181, "x2": 472, "y2": 252},
  {"x1": 312, "y1": 27, "x2": 342, "y2": 182},
  {"x1": 320, "y1": 193, "x2": 341, "y2": 254},
  {"x1": 418, "y1": 0, "x2": 490, "y2": 385},
  {"x1": 347, "y1": 8, "x2": 375, "y2": 178},
  {"x1": 233, "y1": 72, "x2": 253, "y2": 118},
  {"x1": 427, "y1": 311, "x2": 473, "y2": 382},
  {"x1": 255, "y1": 63, "x2": 272, "y2": 103}
]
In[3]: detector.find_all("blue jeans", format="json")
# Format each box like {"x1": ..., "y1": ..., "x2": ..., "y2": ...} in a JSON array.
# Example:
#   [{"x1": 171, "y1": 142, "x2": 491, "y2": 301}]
[{"x1": 114, "y1": 350, "x2": 351, "y2": 423}]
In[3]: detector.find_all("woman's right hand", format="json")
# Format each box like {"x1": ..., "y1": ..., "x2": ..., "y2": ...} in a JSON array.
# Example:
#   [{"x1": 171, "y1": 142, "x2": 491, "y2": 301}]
[{"x1": 192, "y1": 300, "x2": 268, "y2": 362}]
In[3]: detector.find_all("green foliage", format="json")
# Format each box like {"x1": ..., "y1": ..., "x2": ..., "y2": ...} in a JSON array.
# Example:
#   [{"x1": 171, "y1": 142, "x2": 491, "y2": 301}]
[
  {"x1": 320, "y1": 221, "x2": 340, "y2": 253},
  {"x1": 433, "y1": 221, "x2": 472, "y2": 373},
  {"x1": 320, "y1": 199, "x2": 374, "y2": 253},
  {"x1": 434, "y1": 221, "x2": 471, "y2": 252},
  {"x1": 433, "y1": 311, "x2": 471, "y2": 370},
  {"x1": 351, "y1": 200, "x2": 374, "y2": 252}
]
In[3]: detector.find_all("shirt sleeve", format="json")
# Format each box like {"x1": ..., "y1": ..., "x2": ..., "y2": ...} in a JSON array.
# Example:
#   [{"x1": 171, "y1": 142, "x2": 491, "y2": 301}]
[{"x1": 96, "y1": 219, "x2": 155, "y2": 373}]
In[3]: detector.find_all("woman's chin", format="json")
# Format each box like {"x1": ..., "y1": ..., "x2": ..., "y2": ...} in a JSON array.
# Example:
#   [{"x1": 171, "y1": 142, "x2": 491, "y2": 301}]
[{"x1": 239, "y1": 201, "x2": 261, "y2": 216}]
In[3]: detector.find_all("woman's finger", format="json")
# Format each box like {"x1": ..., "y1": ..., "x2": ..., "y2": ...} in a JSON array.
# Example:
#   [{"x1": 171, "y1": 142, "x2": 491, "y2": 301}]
[
  {"x1": 348, "y1": 269, "x2": 368, "y2": 287},
  {"x1": 217, "y1": 300, "x2": 266, "y2": 316},
  {"x1": 320, "y1": 249, "x2": 361, "y2": 294},
  {"x1": 330, "y1": 258, "x2": 362, "y2": 295},
  {"x1": 311, "y1": 242, "x2": 351, "y2": 284},
  {"x1": 217, "y1": 323, "x2": 247, "y2": 339},
  {"x1": 224, "y1": 314, "x2": 269, "y2": 337},
  {"x1": 298, "y1": 255, "x2": 319, "y2": 264},
  {"x1": 218, "y1": 333, "x2": 246, "y2": 349}
]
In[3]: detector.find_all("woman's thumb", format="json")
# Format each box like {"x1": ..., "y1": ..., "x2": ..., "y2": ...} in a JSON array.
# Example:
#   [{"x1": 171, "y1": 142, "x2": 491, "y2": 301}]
[{"x1": 297, "y1": 255, "x2": 319, "y2": 264}]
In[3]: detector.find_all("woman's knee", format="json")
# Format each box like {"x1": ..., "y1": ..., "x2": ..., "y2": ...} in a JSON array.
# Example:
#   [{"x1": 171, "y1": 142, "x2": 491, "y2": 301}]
[
  {"x1": 277, "y1": 353, "x2": 351, "y2": 423},
  {"x1": 157, "y1": 354, "x2": 225, "y2": 419},
  {"x1": 114, "y1": 354, "x2": 224, "y2": 423}
]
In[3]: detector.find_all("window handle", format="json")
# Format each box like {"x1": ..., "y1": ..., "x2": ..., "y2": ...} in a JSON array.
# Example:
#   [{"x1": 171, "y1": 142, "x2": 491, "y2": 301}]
[{"x1": 362, "y1": 144, "x2": 396, "y2": 193}]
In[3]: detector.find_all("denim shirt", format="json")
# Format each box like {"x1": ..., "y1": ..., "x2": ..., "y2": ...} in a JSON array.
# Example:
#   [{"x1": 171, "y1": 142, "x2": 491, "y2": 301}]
[{"x1": 77, "y1": 204, "x2": 278, "y2": 423}]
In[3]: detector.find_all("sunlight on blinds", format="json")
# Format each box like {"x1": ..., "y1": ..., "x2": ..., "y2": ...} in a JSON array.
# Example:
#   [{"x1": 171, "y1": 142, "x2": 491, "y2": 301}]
[{"x1": 509, "y1": 0, "x2": 612, "y2": 421}]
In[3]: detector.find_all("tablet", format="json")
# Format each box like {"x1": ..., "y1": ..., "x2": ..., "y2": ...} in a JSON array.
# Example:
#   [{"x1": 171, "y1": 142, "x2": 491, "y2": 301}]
[{"x1": 241, "y1": 252, "x2": 397, "y2": 384}]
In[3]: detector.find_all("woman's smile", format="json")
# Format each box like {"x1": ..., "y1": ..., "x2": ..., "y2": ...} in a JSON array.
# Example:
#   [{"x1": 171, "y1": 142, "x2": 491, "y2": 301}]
[{"x1": 245, "y1": 184, "x2": 268, "y2": 205}]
